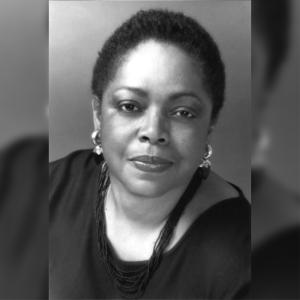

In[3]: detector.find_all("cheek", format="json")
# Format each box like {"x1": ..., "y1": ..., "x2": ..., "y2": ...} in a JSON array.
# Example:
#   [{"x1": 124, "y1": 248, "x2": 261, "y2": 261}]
[
  {"x1": 101, "y1": 117, "x2": 122, "y2": 148},
  {"x1": 171, "y1": 123, "x2": 208, "y2": 162},
  {"x1": 100, "y1": 110, "x2": 136, "y2": 154}
]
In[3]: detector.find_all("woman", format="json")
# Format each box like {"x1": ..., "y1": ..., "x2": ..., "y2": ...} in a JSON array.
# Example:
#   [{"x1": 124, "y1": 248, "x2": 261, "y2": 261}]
[{"x1": 50, "y1": 9, "x2": 250, "y2": 299}]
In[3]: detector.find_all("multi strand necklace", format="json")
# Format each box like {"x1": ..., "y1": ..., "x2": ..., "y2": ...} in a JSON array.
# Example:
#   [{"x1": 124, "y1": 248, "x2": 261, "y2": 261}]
[{"x1": 95, "y1": 158, "x2": 203, "y2": 299}]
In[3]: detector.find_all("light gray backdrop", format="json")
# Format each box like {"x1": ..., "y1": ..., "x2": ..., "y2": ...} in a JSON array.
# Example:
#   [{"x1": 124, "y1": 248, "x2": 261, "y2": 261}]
[{"x1": 49, "y1": 0, "x2": 251, "y2": 199}]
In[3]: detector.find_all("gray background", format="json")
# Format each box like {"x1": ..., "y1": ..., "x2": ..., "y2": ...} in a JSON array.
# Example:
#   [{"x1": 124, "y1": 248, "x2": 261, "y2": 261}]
[
  {"x1": 0, "y1": 0, "x2": 48, "y2": 147},
  {"x1": 49, "y1": 1, "x2": 251, "y2": 198}
]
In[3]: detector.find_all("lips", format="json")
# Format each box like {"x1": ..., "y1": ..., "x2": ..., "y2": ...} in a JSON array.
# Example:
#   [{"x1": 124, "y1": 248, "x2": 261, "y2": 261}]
[
  {"x1": 130, "y1": 155, "x2": 172, "y2": 164},
  {"x1": 129, "y1": 155, "x2": 173, "y2": 173}
]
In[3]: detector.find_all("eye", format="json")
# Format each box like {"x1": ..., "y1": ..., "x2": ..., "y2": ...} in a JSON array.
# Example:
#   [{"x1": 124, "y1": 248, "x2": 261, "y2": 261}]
[
  {"x1": 119, "y1": 102, "x2": 140, "y2": 113},
  {"x1": 172, "y1": 109, "x2": 195, "y2": 119}
]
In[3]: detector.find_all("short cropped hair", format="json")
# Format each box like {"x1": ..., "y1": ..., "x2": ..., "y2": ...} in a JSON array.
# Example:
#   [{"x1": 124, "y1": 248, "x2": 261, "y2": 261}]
[{"x1": 91, "y1": 9, "x2": 225, "y2": 122}]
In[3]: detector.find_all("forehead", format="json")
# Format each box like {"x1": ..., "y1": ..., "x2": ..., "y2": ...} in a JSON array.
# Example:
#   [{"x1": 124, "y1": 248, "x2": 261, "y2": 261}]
[{"x1": 107, "y1": 40, "x2": 207, "y2": 96}]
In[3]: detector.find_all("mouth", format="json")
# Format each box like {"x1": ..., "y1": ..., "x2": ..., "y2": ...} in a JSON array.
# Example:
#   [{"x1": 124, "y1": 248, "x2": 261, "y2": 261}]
[{"x1": 129, "y1": 155, "x2": 173, "y2": 173}]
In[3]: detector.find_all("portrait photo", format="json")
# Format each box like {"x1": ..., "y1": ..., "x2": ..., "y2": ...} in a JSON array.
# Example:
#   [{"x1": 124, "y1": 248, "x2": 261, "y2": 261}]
[{"x1": 49, "y1": 1, "x2": 251, "y2": 299}]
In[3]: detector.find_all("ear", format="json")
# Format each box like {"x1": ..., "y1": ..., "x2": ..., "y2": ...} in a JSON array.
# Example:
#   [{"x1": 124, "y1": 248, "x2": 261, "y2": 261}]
[{"x1": 92, "y1": 96, "x2": 101, "y2": 130}]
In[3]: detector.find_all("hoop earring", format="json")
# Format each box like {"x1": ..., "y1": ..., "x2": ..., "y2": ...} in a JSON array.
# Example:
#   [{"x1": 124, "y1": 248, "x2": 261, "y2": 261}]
[
  {"x1": 199, "y1": 144, "x2": 213, "y2": 179},
  {"x1": 91, "y1": 129, "x2": 103, "y2": 155}
]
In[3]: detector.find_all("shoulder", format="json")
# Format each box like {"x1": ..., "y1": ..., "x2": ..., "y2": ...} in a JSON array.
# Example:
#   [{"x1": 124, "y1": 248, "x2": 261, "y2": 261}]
[
  {"x1": 49, "y1": 149, "x2": 100, "y2": 206},
  {"x1": 180, "y1": 170, "x2": 250, "y2": 266},
  {"x1": 200, "y1": 171, "x2": 248, "y2": 203},
  {"x1": 201, "y1": 197, "x2": 251, "y2": 255},
  {"x1": 186, "y1": 170, "x2": 250, "y2": 235},
  {"x1": 192, "y1": 197, "x2": 250, "y2": 298},
  {"x1": 191, "y1": 195, "x2": 250, "y2": 248},
  {"x1": 50, "y1": 149, "x2": 94, "y2": 177},
  {"x1": 196, "y1": 172, "x2": 250, "y2": 253},
  {"x1": 177, "y1": 189, "x2": 250, "y2": 298},
  {"x1": 49, "y1": 149, "x2": 104, "y2": 185},
  {"x1": 192, "y1": 172, "x2": 250, "y2": 277}
]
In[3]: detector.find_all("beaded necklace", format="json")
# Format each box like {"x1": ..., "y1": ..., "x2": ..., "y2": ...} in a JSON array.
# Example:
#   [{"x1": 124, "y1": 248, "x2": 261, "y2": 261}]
[{"x1": 95, "y1": 159, "x2": 203, "y2": 299}]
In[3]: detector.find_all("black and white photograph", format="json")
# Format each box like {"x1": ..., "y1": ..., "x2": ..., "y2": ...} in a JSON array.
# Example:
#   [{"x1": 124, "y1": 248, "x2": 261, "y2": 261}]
[{"x1": 49, "y1": 1, "x2": 251, "y2": 299}]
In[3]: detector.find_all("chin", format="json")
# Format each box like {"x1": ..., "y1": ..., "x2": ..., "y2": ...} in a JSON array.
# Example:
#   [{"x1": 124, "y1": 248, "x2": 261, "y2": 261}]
[{"x1": 125, "y1": 179, "x2": 171, "y2": 198}]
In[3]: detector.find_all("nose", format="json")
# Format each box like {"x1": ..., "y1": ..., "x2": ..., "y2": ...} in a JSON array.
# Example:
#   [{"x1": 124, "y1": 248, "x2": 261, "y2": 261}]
[{"x1": 138, "y1": 109, "x2": 169, "y2": 146}]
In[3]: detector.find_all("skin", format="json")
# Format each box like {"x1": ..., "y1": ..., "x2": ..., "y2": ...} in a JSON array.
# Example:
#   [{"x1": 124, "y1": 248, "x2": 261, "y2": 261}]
[
  {"x1": 99, "y1": 40, "x2": 212, "y2": 195},
  {"x1": 92, "y1": 40, "x2": 236, "y2": 260}
]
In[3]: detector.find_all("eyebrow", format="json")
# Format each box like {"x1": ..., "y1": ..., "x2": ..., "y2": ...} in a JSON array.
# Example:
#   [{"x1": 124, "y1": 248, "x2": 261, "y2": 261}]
[
  {"x1": 115, "y1": 87, "x2": 203, "y2": 103},
  {"x1": 115, "y1": 87, "x2": 148, "y2": 97},
  {"x1": 169, "y1": 92, "x2": 203, "y2": 103}
]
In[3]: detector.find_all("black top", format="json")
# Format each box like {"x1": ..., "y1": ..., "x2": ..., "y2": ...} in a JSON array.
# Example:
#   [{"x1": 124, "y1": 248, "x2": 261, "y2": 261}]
[{"x1": 50, "y1": 150, "x2": 250, "y2": 299}]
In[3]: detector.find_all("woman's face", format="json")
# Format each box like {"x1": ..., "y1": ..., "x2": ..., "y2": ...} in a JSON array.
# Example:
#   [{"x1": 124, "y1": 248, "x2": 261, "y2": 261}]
[{"x1": 99, "y1": 40, "x2": 213, "y2": 197}]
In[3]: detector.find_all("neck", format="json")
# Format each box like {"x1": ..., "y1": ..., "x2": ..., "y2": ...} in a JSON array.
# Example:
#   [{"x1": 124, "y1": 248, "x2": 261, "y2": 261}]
[{"x1": 106, "y1": 176, "x2": 189, "y2": 231}]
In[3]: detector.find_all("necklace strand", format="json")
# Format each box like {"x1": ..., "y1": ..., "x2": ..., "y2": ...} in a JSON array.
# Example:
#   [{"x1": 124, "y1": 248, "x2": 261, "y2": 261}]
[{"x1": 95, "y1": 157, "x2": 203, "y2": 299}]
